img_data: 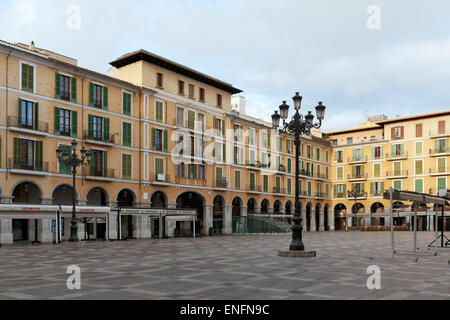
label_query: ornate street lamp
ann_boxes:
[347,189,367,230]
[56,140,91,242]
[272,92,326,251]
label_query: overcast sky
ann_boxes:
[1,0,450,131]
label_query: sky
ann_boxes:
[1,0,450,131]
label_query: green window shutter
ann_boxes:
[103,86,108,110]
[352,149,355,161]
[235,171,241,190]
[103,118,110,142]
[22,64,27,91]
[89,83,94,107]
[381,182,385,194]
[163,130,168,153]
[88,115,93,138]
[122,154,126,179]
[415,180,423,193]
[14,138,20,169]
[438,158,445,172]
[90,151,95,176]
[188,110,195,129]
[370,182,374,196]
[326,151,329,163]
[308,181,312,196]
[223,143,226,162]
[35,141,43,171]
[311,164,314,177]
[71,111,77,137]
[435,140,439,153]
[334,151,337,163]
[123,93,130,115]
[438,178,446,191]
[287,179,291,195]
[33,103,39,130]
[54,107,60,135]
[222,120,225,137]
[334,185,337,198]
[250,172,255,189]
[372,147,375,160]
[343,184,347,197]
[152,128,156,150]
[122,122,129,146]
[276,176,281,190]
[18,99,22,127]
[103,151,108,177]
[234,146,238,164]
[394,181,401,190]
[71,77,77,103]
[352,166,356,178]
[287,158,292,173]
[263,175,268,192]
[28,65,34,92]
[446,139,449,152]
[250,150,255,164]
[55,73,61,99]
[391,144,395,156]
[380,146,383,158]
[400,144,404,156]
[276,156,280,170]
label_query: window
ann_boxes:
[60,75,71,101]
[262,131,269,148]
[347,137,353,145]
[19,139,35,170]
[336,184,346,198]
[92,116,103,140]
[216,167,223,187]
[199,88,205,102]
[415,160,423,175]
[154,129,163,151]
[198,165,206,180]
[332,139,338,146]
[372,182,384,196]
[394,144,403,156]
[58,144,71,174]
[123,92,132,116]
[155,158,164,176]
[275,176,281,193]
[308,181,312,197]
[415,141,423,156]
[217,94,222,107]
[157,73,163,88]
[249,172,256,191]
[393,161,401,176]
[287,140,292,154]
[20,99,35,129]
[249,128,256,146]
[263,175,269,193]
[437,158,446,173]
[316,148,321,161]
[178,80,184,95]
[187,110,195,130]
[93,84,103,108]
[437,177,447,191]
[374,163,381,178]
[249,150,256,165]
[287,158,292,173]
[177,162,185,178]
[336,151,344,163]
[197,114,204,132]
[188,164,197,179]
[416,124,422,138]
[214,118,223,136]
[436,139,447,154]
[353,165,363,179]
[415,179,424,193]
[235,171,241,190]
[353,183,364,194]
[59,109,71,136]
[439,120,446,135]
[373,146,381,159]
[307,145,312,159]
[189,84,195,98]
[353,148,362,161]
[337,167,344,180]
[177,107,184,126]
[91,150,104,177]
[21,63,34,92]
[155,101,164,123]
[122,122,132,147]
[287,178,292,195]
[393,126,403,140]
[122,154,132,180]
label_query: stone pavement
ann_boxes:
[0,232,449,300]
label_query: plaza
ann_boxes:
[0,232,449,300]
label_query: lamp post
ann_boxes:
[272,93,326,251]
[56,140,91,242]
[347,189,367,230]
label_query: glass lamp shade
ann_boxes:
[71,140,78,152]
[56,147,62,160]
[272,111,281,128]
[80,146,87,159]
[293,92,303,111]
[62,152,70,162]
[279,101,290,121]
[305,111,314,125]
[86,152,92,163]
[315,102,326,121]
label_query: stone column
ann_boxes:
[319,209,325,232]
[255,207,261,214]
[0,196,13,204]
[240,207,247,217]
[279,208,286,215]
[204,205,213,236]
[429,215,434,232]
[168,203,177,209]
[310,210,316,232]
[77,222,85,241]
[222,206,232,235]
[108,211,118,240]
[0,219,13,244]
[365,213,371,226]
[78,199,87,206]
[107,201,118,210]
[301,210,306,230]
[40,219,53,243]
[330,211,335,232]
[41,198,53,205]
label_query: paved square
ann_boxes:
[0,232,449,300]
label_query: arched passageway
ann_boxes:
[324,205,330,231]
[334,204,347,231]
[247,198,257,215]
[12,182,42,242]
[176,192,205,236]
[306,203,312,232]
[213,195,225,235]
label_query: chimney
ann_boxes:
[30,41,35,51]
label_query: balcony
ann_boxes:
[315,192,327,199]
[7,158,49,174]
[386,151,408,161]
[150,173,171,183]
[246,185,262,193]
[174,118,205,132]
[348,155,368,164]
[84,168,116,181]
[429,130,450,139]
[429,147,450,157]
[386,169,408,179]
[428,168,449,176]
[278,165,287,173]
[299,169,313,178]
[273,187,286,194]
[215,178,228,189]
[7,116,49,135]
[316,173,327,181]
[348,173,368,181]
[83,130,117,145]
[175,175,207,186]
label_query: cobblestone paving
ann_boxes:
[0,232,449,300]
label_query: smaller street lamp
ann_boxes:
[56,140,91,242]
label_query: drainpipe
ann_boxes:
[81,74,86,186]
[5,50,11,180]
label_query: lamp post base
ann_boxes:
[278,250,316,258]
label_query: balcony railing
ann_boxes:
[83,130,117,144]
[428,168,448,175]
[386,169,408,178]
[317,174,327,180]
[84,168,116,179]
[299,169,312,177]
[273,187,286,194]
[348,173,368,180]
[386,151,408,160]
[215,178,228,189]
[7,116,49,133]
[246,185,262,192]
[315,192,327,198]
[8,158,49,172]
[348,155,368,163]
[150,173,171,183]
[429,147,450,155]
[278,165,287,173]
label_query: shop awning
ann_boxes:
[0,204,110,219]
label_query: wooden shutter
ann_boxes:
[102,118,109,142]
[163,130,168,153]
[34,103,39,130]
[235,171,240,190]
[71,111,77,138]
[439,121,445,135]
[343,184,347,197]
[400,126,404,139]
[55,73,61,99]
[103,151,108,177]
[391,128,395,140]
[68,77,76,103]
[152,128,156,150]
[223,143,226,162]
[416,123,422,138]
[89,83,94,107]
[103,86,108,110]
[88,115,93,138]
[287,158,292,173]
[370,182,374,196]
[35,141,43,171]
[14,138,20,169]
[263,175,268,192]
[54,107,60,135]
